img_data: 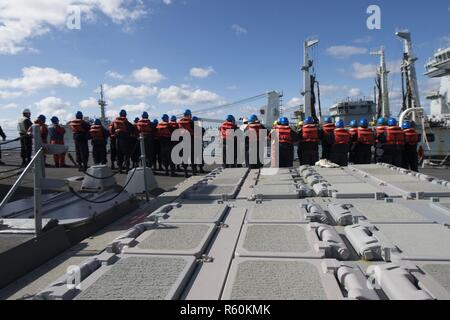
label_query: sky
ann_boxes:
[0,0,449,135]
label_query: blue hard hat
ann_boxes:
[323,116,332,124]
[120,109,127,117]
[192,116,199,122]
[388,118,397,127]
[153,119,159,125]
[336,120,345,128]
[402,120,412,130]
[304,116,315,125]
[359,119,369,128]
[51,116,59,124]
[278,117,289,126]
[94,119,102,125]
[377,117,387,126]
[76,111,83,119]
[142,112,149,119]
[184,109,192,117]
[226,115,235,122]
[162,114,169,122]
[248,114,258,123]
[134,117,140,123]
[38,115,46,122]
[171,116,177,122]
[349,120,358,128]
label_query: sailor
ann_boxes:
[380,118,405,167]
[353,119,375,165]
[169,116,182,172]
[178,110,196,177]
[136,112,154,167]
[348,120,358,164]
[69,111,91,172]
[89,119,109,165]
[33,115,49,144]
[220,115,238,168]
[157,114,176,176]
[402,120,419,172]
[296,121,304,162]
[321,117,335,160]
[110,110,135,174]
[330,120,351,167]
[192,116,206,173]
[244,114,266,168]
[375,117,388,163]
[298,116,321,166]
[109,123,117,170]
[152,119,161,171]
[240,117,249,132]
[131,117,141,168]
[0,125,6,165]
[270,117,298,168]
[48,116,66,168]
[18,109,33,166]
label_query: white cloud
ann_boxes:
[326,46,368,59]
[105,70,125,80]
[350,60,402,80]
[190,66,215,79]
[0,103,18,110]
[232,24,247,36]
[353,36,372,44]
[121,102,154,113]
[35,96,72,122]
[131,67,165,84]
[104,84,158,100]
[0,66,81,92]
[0,90,23,100]
[348,88,362,97]
[0,0,147,55]
[79,97,98,109]
[158,85,221,106]
[163,0,172,5]
[287,97,302,108]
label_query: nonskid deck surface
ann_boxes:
[7,165,450,300]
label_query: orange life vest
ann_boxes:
[220,121,236,140]
[302,125,319,143]
[404,128,419,146]
[70,119,87,134]
[274,125,293,144]
[112,117,129,135]
[357,128,375,145]
[32,120,48,142]
[334,128,350,145]
[169,121,179,130]
[246,123,263,142]
[386,126,405,145]
[157,122,172,138]
[90,125,106,141]
[322,123,335,138]
[178,117,194,135]
[136,119,152,135]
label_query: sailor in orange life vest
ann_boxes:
[269,117,298,168]
[321,117,335,161]
[178,109,196,177]
[110,110,136,174]
[348,120,358,164]
[298,116,322,166]
[220,115,239,168]
[378,117,405,168]
[89,119,110,165]
[170,116,182,172]
[32,115,49,144]
[136,112,155,168]
[402,120,419,172]
[69,111,91,172]
[48,116,66,168]
[244,114,267,169]
[375,117,388,163]
[108,123,117,170]
[329,120,351,167]
[131,117,142,169]
[157,114,177,177]
[353,119,375,165]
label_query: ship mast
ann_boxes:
[371,47,390,118]
[396,30,422,122]
[302,38,319,118]
[98,84,107,125]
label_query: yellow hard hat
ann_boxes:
[298,121,304,127]
[273,120,278,126]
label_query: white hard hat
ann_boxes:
[22,108,31,114]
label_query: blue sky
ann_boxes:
[0,0,449,134]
